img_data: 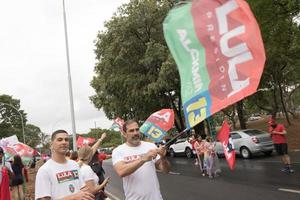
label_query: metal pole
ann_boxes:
[62,0,77,151]
[0,102,25,144]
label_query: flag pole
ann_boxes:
[165,128,189,148]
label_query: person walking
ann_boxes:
[269,119,294,173]
[112,120,171,200]
[10,155,28,200]
[35,130,94,200]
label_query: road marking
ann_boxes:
[156,170,180,175]
[257,160,300,164]
[106,190,122,200]
[278,188,300,194]
[169,171,181,175]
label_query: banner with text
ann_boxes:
[163,0,265,128]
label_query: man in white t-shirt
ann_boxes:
[35,130,94,200]
[112,120,171,200]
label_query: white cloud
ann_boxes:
[0,0,129,135]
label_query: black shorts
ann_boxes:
[10,177,23,186]
[274,143,288,155]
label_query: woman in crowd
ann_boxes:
[10,155,28,200]
[78,146,109,200]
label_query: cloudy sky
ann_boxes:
[0,0,129,135]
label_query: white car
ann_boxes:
[168,138,194,158]
[248,114,262,121]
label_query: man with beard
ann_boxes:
[112,120,171,200]
[35,130,94,200]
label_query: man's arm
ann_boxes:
[272,130,287,135]
[113,149,157,177]
[155,146,171,173]
[37,190,94,200]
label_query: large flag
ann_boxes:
[13,143,34,166]
[77,136,95,148]
[217,120,235,170]
[163,0,265,128]
[0,136,34,166]
[140,109,174,142]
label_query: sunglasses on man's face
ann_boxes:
[127,128,140,133]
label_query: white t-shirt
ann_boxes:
[35,159,84,200]
[80,163,99,185]
[112,141,163,200]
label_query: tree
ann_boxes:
[0,94,27,140]
[247,0,300,123]
[25,124,42,148]
[91,0,185,131]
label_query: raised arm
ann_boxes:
[91,132,107,155]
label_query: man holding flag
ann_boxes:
[112,120,171,200]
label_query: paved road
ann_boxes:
[103,151,300,200]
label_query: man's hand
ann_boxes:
[142,149,158,162]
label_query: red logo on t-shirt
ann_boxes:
[56,170,79,183]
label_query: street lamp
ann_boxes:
[0,102,25,144]
[62,0,77,151]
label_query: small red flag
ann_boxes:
[217,120,235,170]
[77,136,95,148]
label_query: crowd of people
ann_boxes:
[0,117,295,200]
[34,119,170,200]
[189,132,221,178]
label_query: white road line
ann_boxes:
[169,171,181,175]
[106,190,122,200]
[257,161,300,164]
[278,188,300,194]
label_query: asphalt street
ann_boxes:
[103,151,300,200]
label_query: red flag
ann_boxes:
[77,136,95,148]
[0,168,11,200]
[217,120,235,170]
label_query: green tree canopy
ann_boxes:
[0,94,27,140]
[91,0,185,130]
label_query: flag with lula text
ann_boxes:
[77,136,95,148]
[140,109,174,142]
[163,0,265,129]
[217,120,235,170]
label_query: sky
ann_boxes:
[0,0,129,135]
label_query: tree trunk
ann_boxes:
[166,92,185,131]
[278,79,291,125]
[194,121,206,139]
[236,100,247,129]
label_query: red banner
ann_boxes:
[217,120,235,170]
[77,136,95,148]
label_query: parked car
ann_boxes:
[215,129,274,159]
[168,138,194,158]
[248,114,262,121]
